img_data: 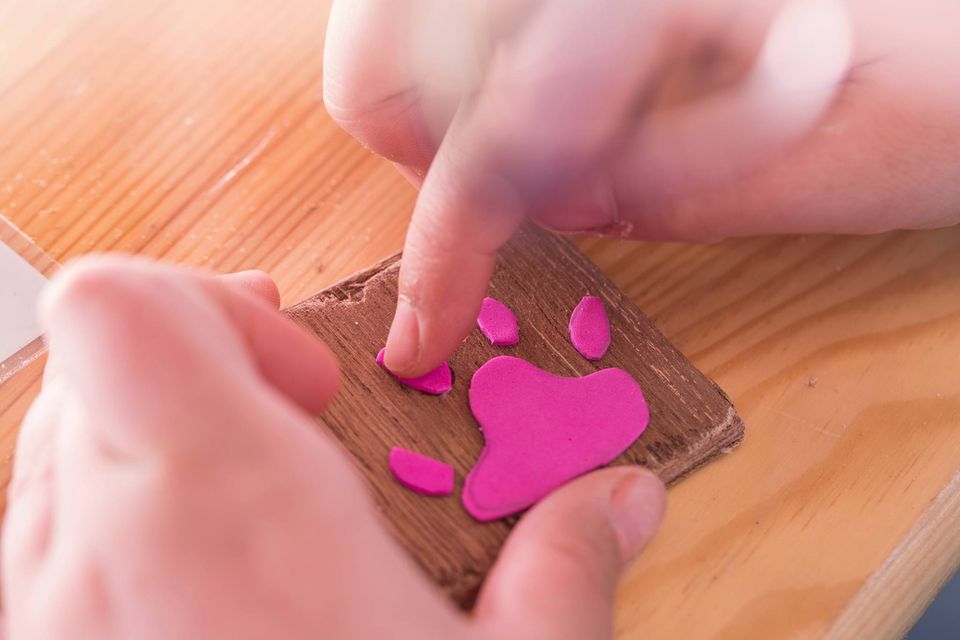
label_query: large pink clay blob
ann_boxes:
[477,296,520,346]
[568,296,611,360]
[388,447,455,496]
[463,356,648,521]
[376,348,452,395]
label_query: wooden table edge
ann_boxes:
[826,470,960,639]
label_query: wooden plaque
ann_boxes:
[284,225,744,606]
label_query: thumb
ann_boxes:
[476,467,665,640]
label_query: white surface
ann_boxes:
[0,240,46,363]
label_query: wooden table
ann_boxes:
[1,2,958,638]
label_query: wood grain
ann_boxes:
[826,470,960,640]
[285,224,743,605]
[0,1,957,637]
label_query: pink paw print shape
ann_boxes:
[379,296,649,522]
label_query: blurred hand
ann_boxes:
[324,0,960,376]
[3,256,665,639]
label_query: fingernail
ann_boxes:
[610,470,666,560]
[384,298,421,374]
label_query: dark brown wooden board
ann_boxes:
[284,225,744,606]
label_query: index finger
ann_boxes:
[383,0,671,375]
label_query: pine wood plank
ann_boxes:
[0,1,957,637]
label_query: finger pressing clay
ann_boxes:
[476,296,520,346]
[389,447,455,496]
[569,296,611,360]
[376,348,452,394]
[463,356,648,521]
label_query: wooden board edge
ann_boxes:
[825,470,960,640]
[660,405,745,486]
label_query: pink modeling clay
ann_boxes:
[476,296,520,346]
[376,348,452,395]
[568,296,611,360]
[389,447,455,496]
[463,356,648,521]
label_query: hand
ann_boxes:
[2,256,665,639]
[323,0,960,376]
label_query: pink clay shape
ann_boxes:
[568,296,611,360]
[376,348,452,395]
[476,297,520,346]
[389,447,455,496]
[463,356,648,521]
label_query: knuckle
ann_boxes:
[51,255,128,300]
[43,256,190,326]
[45,255,149,316]
[537,530,619,593]
[41,256,130,318]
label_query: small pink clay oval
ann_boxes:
[388,447,455,496]
[477,296,520,346]
[568,296,610,360]
[376,348,452,395]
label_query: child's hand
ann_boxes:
[323,0,960,376]
[2,256,665,639]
